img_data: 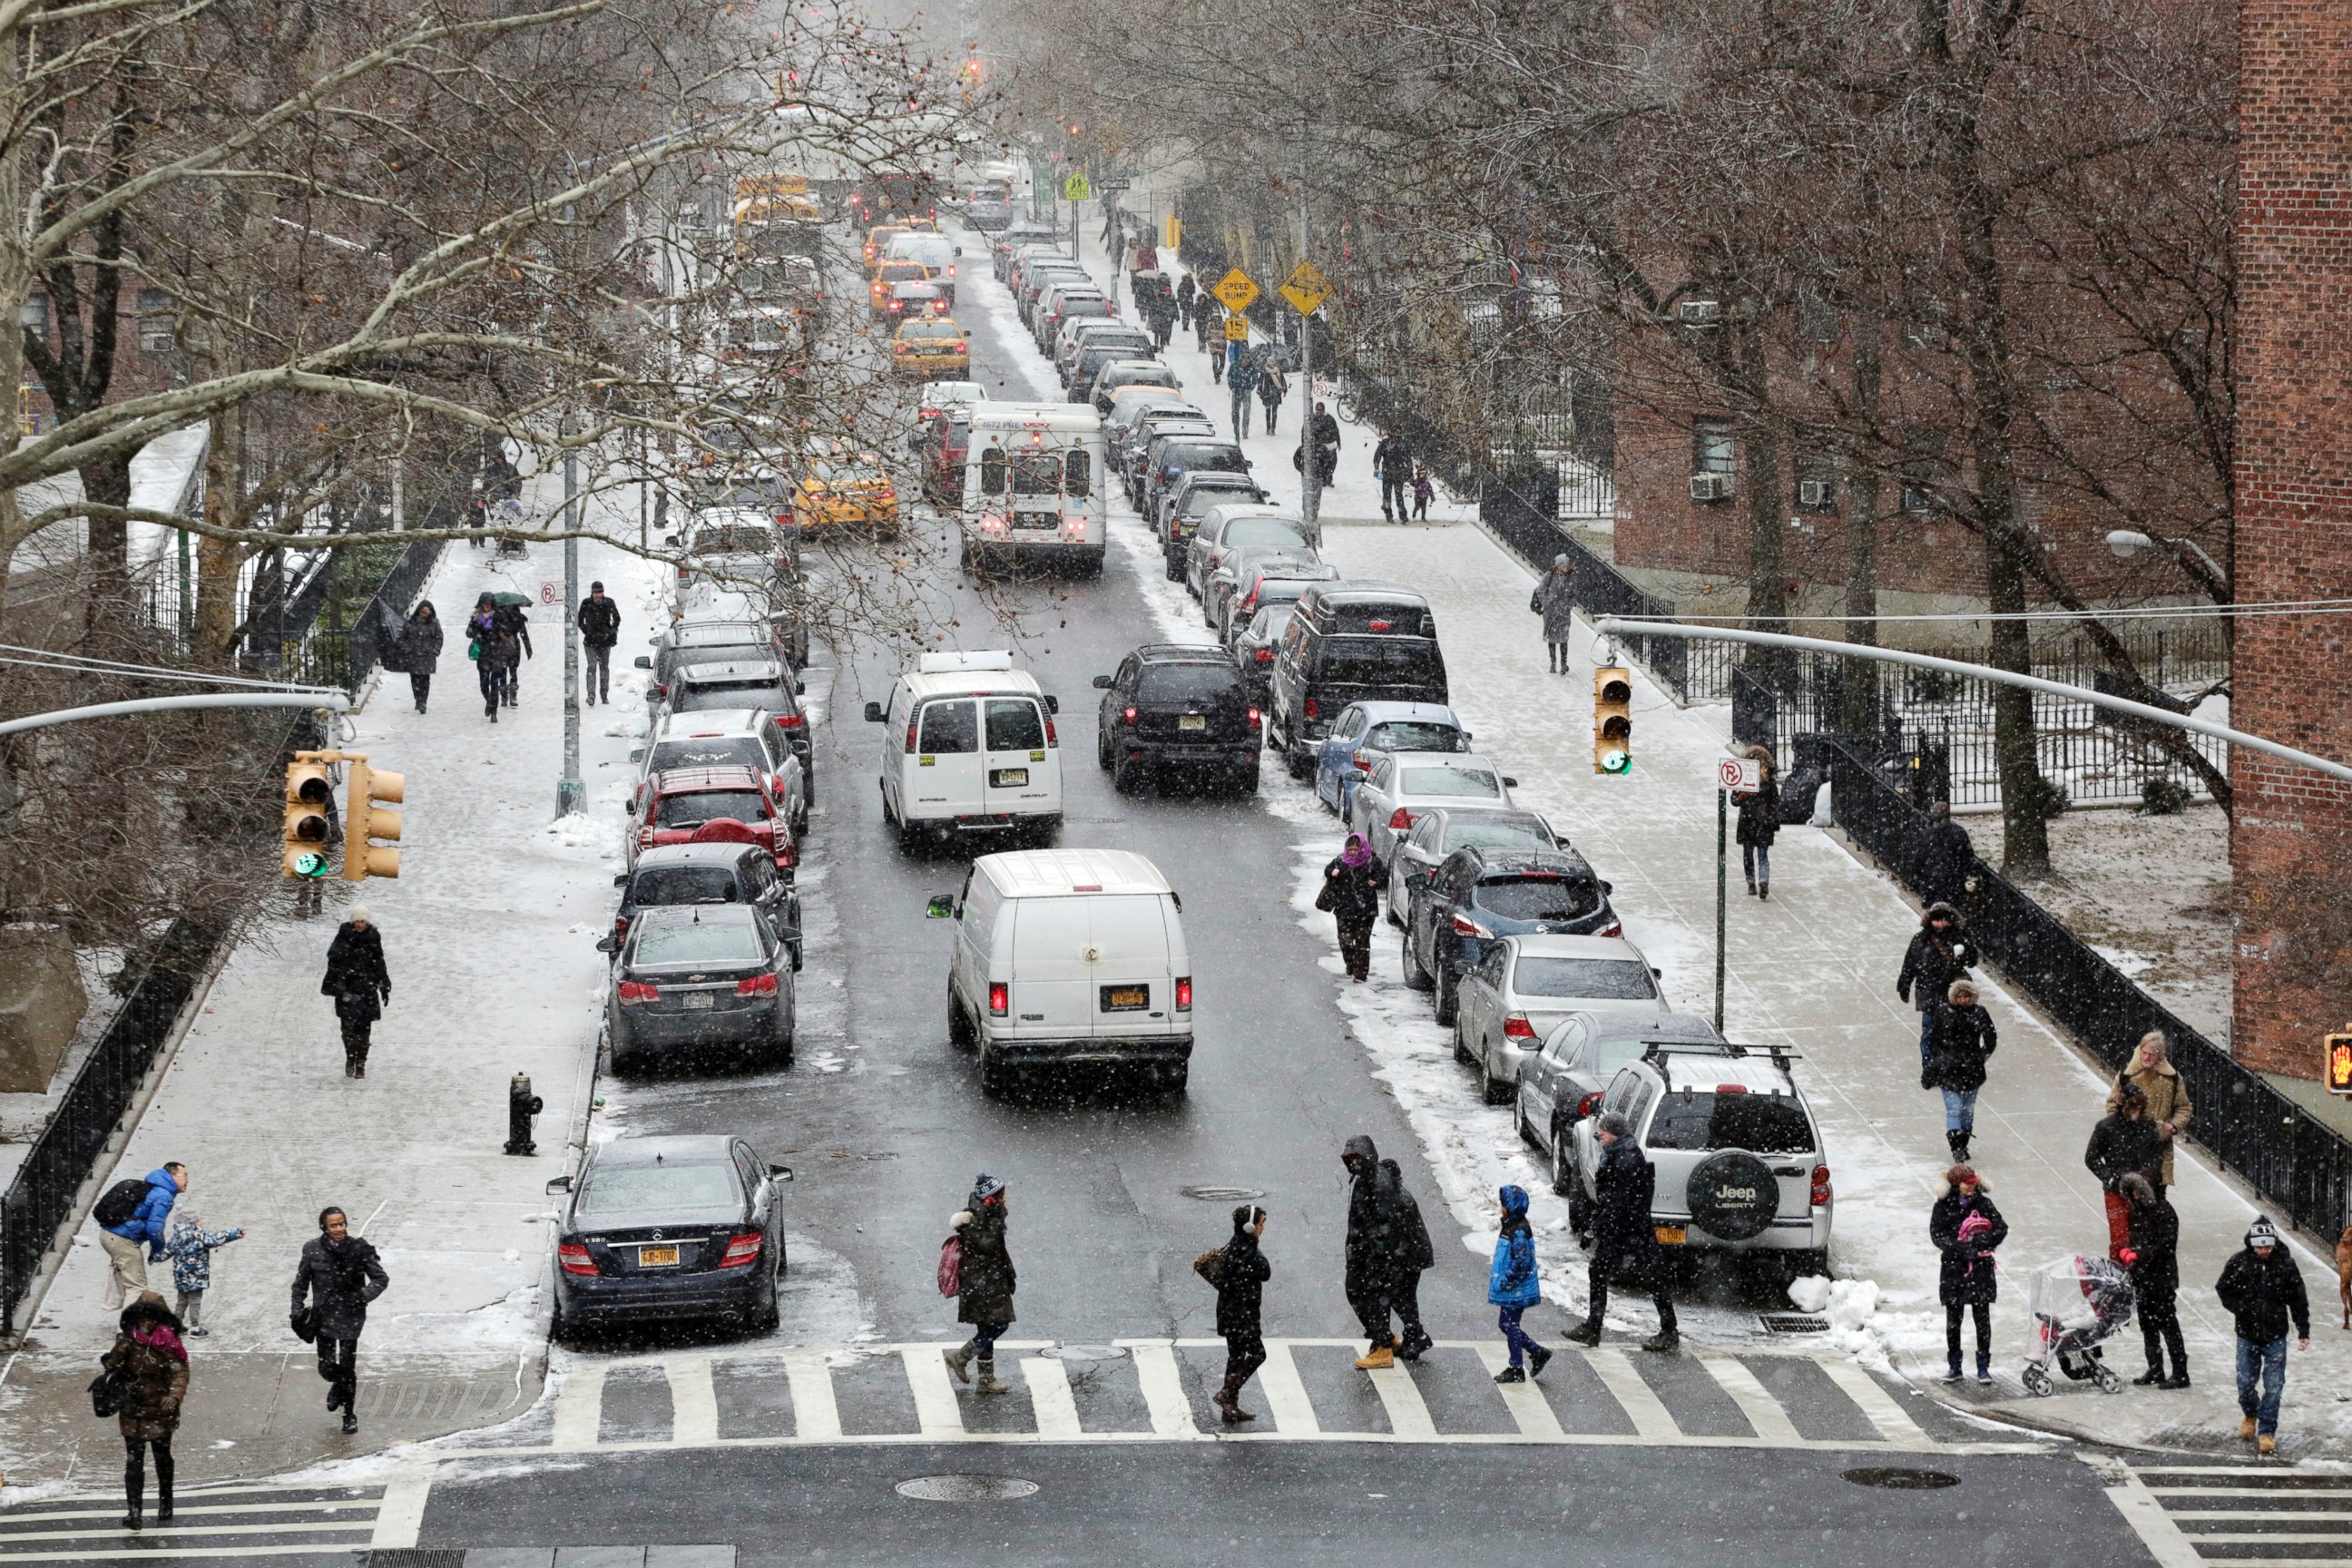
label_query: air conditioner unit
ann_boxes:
[1690,472,1736,503]
[1797,478,1835,509]
[1677,299,1723,326]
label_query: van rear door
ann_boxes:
[981,697,1055,815]
[1086,895,1177,1037]
[909,698,983,821]
[1008,897,1093,1035]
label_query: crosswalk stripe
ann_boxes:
[369,1464,433,1551]
[1020,1356,1083,1437]
[1470,1345,1563,1438]
[783,1349,842,1440]
[1255,1341,1321,1435]
[1367,1365,1436,1438]
[1697,1350,1802,1445]
[0,1522,374,1544]
[1582,1346,1680,1440]
[900,1345,965,1436]
[552,1361,606,1449]
[1122,1339,1199,1436]
[1817,1357,1931,1446]
[0,1503,375,1524]
[0,1547,367,1563]
[664,1356,719,1447]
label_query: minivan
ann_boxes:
[865,651,1063,848]
[928,847,1193,1093]
[1269,583,1448,774]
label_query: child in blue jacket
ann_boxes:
[164,1210,244,1336]
[1489,1184,1552,1382]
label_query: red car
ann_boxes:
[916,408,970,502]
[630,765,797,874]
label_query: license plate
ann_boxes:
[1102,985,1148,1011]
[681,993,714,1011]
[990,768,1028,788]
[638,1245,680,1268]
[1654,1225,1686,1246]
[1013,512,1056,530]
[1179,714,1206,730]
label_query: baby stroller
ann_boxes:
[2021,1254,2136,1396]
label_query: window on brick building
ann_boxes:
[1900,430,1946,514]
[137,289,174,355]
[1691,417,1735,476]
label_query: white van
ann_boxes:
[864,651,1063,848]
[928,848,1193,1093]
[959,404,1107,576]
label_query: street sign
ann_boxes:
[1212,268,1259,312]
[1032,170,1054,207]
[1095,178,1130,192]
[2328,1028,2352,1096]
[1062,172,1092,201]
[540,581,559,604]
[1719,756,1760,795]
[1224,316,1250,341]
[1279,260,1333,315]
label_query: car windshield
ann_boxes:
[648,738,765,774]
[1368,721,1463,753]
[631,918,765,966]
[1478,876,1599,922]
[653,789,769,828]
[1448,817,1553,852]
[629,867,743,905]
[576,1161,740,1216]
[1512,955,1652,999]
[1403,767,1501,799]
[812,462,885,485]
[1224,518,1308,549]
[1250,609,1293,639]
[1647,1091,1815,1154]
[691,524,775,554]
[1170,446,1248,474]
[1252,580,1317,609]
[1317,637,1442,686]
[902,321,961,340]
[1137,663,1237,701]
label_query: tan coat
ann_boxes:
[103,1331,188,1441]
[2107,1060,2193,1185]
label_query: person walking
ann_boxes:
[290,1207,388,1435]
[1151,287,1178,351]
[1531,554,1575,674]
[1228,347,1260,439]
[1563,1113,1679,1352]
[1304,401,1341,487]
[1341,1135,1403,1367]
[2217,1216,2310,1455]
[466,594,504,720]
[1256,355,1288,436]
[401,602,443,714]
[1198,300,1224,376]
[1487,1184,1552,1383]
[321,907,391,1079]
[1926,978,1997,1163]
[1319,833,1383,983]
[1928,1163,2007,1383]
[467,592,532,717]
[2085,1084,2164,1259]
[576,582,621,707]
[1412,466,1434,522]
[1916,801,1976,911]
[1385,1153,1436,1361]
[1372,430,1415,522]
[1210,1205,1271,1425]
[943,1174,1016,1396]
[97,1164,185,1311]
[103,1292,188,1531]
[2118,1172,2187,1388]
[1896,903,1977,1072]
[2107,1031,2193,1189]
[1735,745,1781,898]
[1175,271,1197,330]
[163,1210,243,1338]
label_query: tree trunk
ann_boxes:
[1735,321,1790,690]
[1839,305,1884,735]
[78,451,136,650]
[193,410,241,662]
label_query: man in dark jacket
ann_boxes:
[1372,431,1414,522]
[1212,1205,1271,1425]
[1916,802,1975,910]
[1564,1115,1678,1353]
[1302,403,1341,487]
[576,582,621,706]
[1228,348,1260,439]
[2117,1173,2186,1387]
[401,603,443,714]
[1383,1156,1436,1361]
[1175,271,1197,330]
[320,908,390,1079]
[1896,903,1976,1070]
[2215,1216,2310,1454]
[2085,1085,2163,1259]
[291,1207,389,1434]
[1341,1135,1403,1367]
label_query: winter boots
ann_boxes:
[1642,1329,1680,1355]
[2259,1434,2278,1456]
[2240,1415,2259,1441]
[973,1360,1009,1396]
[1353,1338,1396,1370]
[1494,1347,1553,1384]
[1213,1375,1257,1425]
[943,1341,975,1384]
[1945,1129,1972,1163]
[1561,1321,1602,1348]
[1397,1328,1434,1363]
[1941,1357,1965,1383]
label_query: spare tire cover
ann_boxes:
[1686,1150,1779,1240]
[688,817,760,846]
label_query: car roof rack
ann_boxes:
[1640,1039,1802,1069]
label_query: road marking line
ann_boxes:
[1020,1357,1083,1437]
[2104,1471,2211,1568]
[1816,1358,1931,1447]
[368,1461,433,1549]
[2165,1512,2352,1521]
[900,1345,966,1436]
[0,1503,378,1523]
[1470,1345,1563,1438]
[1255,1341,1320,1435]
[0,1521,377,1544]
[1118,1338,1200,1437]
[0,1548,372,1563]
[664,1356,719,1446]
[1581,1347,1679,1440]
[783,1350,841,1440]
[2180,1535,2352,1545]
[2143,1488,2352,1497]
[550,1361,606,1449]
[1695,1349,1801,1445]
[1366,1365,1436,1438]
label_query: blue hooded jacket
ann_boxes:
[1487,1184,1540,1308]
[105,1168,181,1258]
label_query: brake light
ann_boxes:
[1504,1014,1535,1039]
[774,839,796,869]
[612,915,629,944]
[1595,920,1622,938]
[559,1242,598,1276]
[720,1231,763,1268]
[1176,976,1192,1009]
[1715,1083,1749,1093]
[737,974,780,996]
[905,720,918,753]
[772,712,805,730]
[877,489,897,502]
[893,341,911,353]
[1254,648,1274,663]
[1811,1164,1833,1206]
[1248,707,1261,728]
[636,827,655,848]
[617,980,659,1004]
[1576,1092,1604,1119]
[1451,912,1492,939]
[1354,751,1372,769]
[1044,716,1058,747]
[1122,705,1138,725]
[1305,698,1319,720]
[987,981,1009,1016]
[1388,808,1413,830]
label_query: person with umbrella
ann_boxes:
[467,592,533,720]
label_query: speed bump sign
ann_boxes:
[1212,268,1259,312]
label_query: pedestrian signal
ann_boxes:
[2328,1029,2352,1097]
[344,760,404,880]
[283,759,333,877]
[1593,667,1633,775]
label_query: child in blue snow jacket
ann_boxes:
[164,1211,244,1337]
[1488,1185,1551,1382]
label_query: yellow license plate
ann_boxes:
[638,1245,680,1268]
[1179,715,1206,730]
[1104,986,1147,1009]
[1654,1226,1686,1246]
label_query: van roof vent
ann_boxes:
[920,651,1014,673]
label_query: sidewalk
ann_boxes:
[0,482,666,1494]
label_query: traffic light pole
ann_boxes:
[557,432,585,818]
[0,690,348,738]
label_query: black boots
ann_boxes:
[1945,1129,1972,1163]
[1213,1374,1257,1425]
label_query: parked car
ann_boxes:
[603,904,797,1073]
[992,226,1058,279]
[1093,644,1261,793]
[602,842,801,972]
[1033,284,1112,349]
[1056,319,1152,384]
[1203,547,1322,642]
[1186,508,1318,600]
[1124,413,1220,505]
[1105,392,1197,469]
[1401,845,1619,1025]
[668,672,811,813]
[1311,701,1473,818]
[632,705,808,836]
[1220,564,1339,651]
[1068,333,1161,404]
[1346,750,1516,869]
[1452,934,1667,1104]
[547,1133,793,1336]
[629,763,796,874]
[1386,806,1565,921]
[1233,605,1293,707]
[1567,1041,1833,1279]
[640,619,795,701]
[1161,475,1275,579]
[1093,360,1181,415]
[1517,1012,1728,1194]
[1142,436,1250,532]
[1269,583,1448,774]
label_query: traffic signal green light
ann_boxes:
[1594,667,1633,774]
[284,759,333,877]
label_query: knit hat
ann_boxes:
[1596,1112,1632,1141]
[348,905,375,926]
[591,581,605,593]
[2246,1215,2279,1249]
[969,1172,1004,1206]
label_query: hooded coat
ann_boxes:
[403,603,445,668]
[1534,566,1577,643]
[1927,1003,1998,1092]
[1384,1157,1436,1272]
[290,1232,389,1340]
[1488,1186,1539,1308]
[1735,771,1782,848]
[953,1201,1016,1326]
[469,603,532,671]
[1215,1216,1271,1337]
[2084,1112,2164,1191]
[2124,1191,2180,1303]
[1321,851,1382,923]
[103,1296,189,1441]
[1896,907,1977,1014]
[103,1168,181,1254]
[1342,1135,1403,1295]
[1588,1135,1664,1278]
[1928,1178,2008,1307]
[2106,1059,2193,1185]
[321,921,391,1024]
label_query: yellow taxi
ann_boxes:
[862,224,911,269]
[792,456,901,539]
[868,260,931,318]
[892,318,969,378]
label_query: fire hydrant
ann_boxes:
[505,1073,544,1156]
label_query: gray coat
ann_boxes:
[1534,569,1576,642]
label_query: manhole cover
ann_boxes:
[1181,1185,1267,1201]
[1759,1313,1829,1334]
[1042,1343,1128,1362]
[897,1475,1041,1503]
[1841,1467,1960,1490]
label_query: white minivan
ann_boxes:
[864,651,1063,848]
[928,848,1193,1093]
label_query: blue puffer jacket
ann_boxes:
[105,1168,181,1259]
[1487,1185,1540,1308]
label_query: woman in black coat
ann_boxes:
[1896,903,1976,1071]
[1926,977,1997,1162]
[1212,1205,1272,1425]
[1735,746,1781,899]
[290,1207,389,1434]
[1928,1165,2007,1383]
[1321,833,1384,983]
[2119,1172,2186,1387]
[945,1174,1016,1396]
[401,602,444,715]
[321,909,391,1078]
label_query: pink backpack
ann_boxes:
[936,1234,963,1298]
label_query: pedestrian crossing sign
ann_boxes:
[2328,1027,2352,1095]
[1212,268,1260,312]
[1280,260,1332,315]
[1062,172,1091,201]
[1224,316,1250,341]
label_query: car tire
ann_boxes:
[947,982,975,1049]
[1451,1015,1471,1063]
[1481,1053,1510,1106]
[750,1278,780,1335]
[1434,964,1459,1026]
[1155,1063,1189,1093]
[1548,1131,1576,1194]
[1285,733,1312,780]
[549,1296,571,1347]
[1097,730,1112,770]
[978,1050,1010,1095]
[1112,755,1142,796]
[1163,554,1181,583]
[1400,923,1434,992]
[789,941,804,974]
[1514,1095,1536,1147]
[1233,764,1259,795]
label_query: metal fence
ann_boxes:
[277,537,448,691]
[1822,736,2350,1247]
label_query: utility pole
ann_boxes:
[557,421,584,817]
[1298,119,1320,534]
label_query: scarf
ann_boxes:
[133,1321,188,1364]
[1340,836,1371,868]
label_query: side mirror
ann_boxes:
[926,892,956,919]
[544,1175,573,1195]
[1651,966,1663,978]
[1044,695,1059,714]
[628,749,646,763]
[1091,674,1112,689]
[612,872,629,887]
[633,655,653,670]
[795,677,808,694]
[1601,880,1615,897]
[662,534,681,548]
[864,701,886,722]
[769,1164,795,1181]
[593,935,615,954]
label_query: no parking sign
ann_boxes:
[1719,756,1760,795]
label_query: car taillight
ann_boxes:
[1503,1014,1535,1039]
[654,683,668,697]
[1354,751,1372,769]
[987,981,1009,1016]
[736,974,780,996]
[1304,698,1319,719]
[1122,705,1138,725]
[1811,1164,1833,1206]
[1248,707,1261,728]
[772,712,805,730]
[720,1231,763,1268]
[1388,808,1413,830]
[877,489,897,502]
[612,915,629,944]
[905,720,918,753]
[1044,717,1058,747]
[1451,912,1492,939]
[1595,920,1622,938]
[617,980,659,1004]
[893,341,911,352]
[1176,975,1192,1009]
[774,839,796,869]
[559,1242,598,1276]
[1253,648,1274,663]
[636,827,655,848]
[1576,1092,1604,1119]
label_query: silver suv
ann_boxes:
[1567,1041,1831,1279]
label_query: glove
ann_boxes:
[2118,1249,2139,1266]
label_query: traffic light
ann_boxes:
[283,759,333,878]
[1593,666,1633,774]
[343,759,405,880]
[2328,1029,2352,1097]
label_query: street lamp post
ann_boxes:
[557,422,584,818]
[2104,528,2230,601]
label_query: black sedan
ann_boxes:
[1401,845,1620,1024]
[606,903,796,1074]
[1094,644,1262,793]
[547,1133,792,1337]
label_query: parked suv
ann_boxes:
[1402,845,1618,1024]
[1093,645,1261,793]
[1567,1041,1833,1279]
[1517,1012,1728,1195]
[1269,583,1448,774]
